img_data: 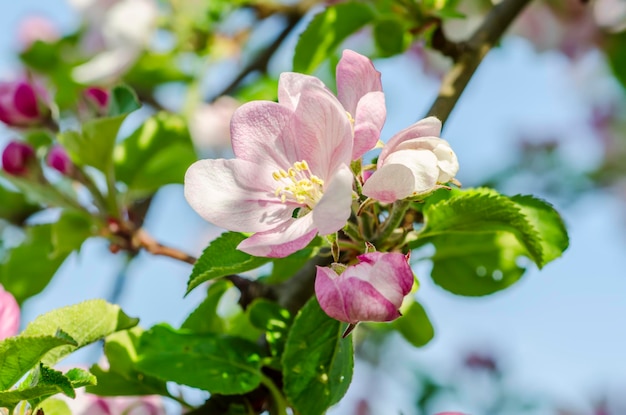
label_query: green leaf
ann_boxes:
[373,17,411,57]
[419,189,543,265]
[107,85,141,117]
[124,52,192,91]
[282,298,353,415]
[0,364,93,410]
[0,224,69,304]
[415,189,568,296]
[606,32,626,90]
[293,2,375,73]
[510,195,569,266]
[248,299,292,361]
[59,114,127,172]
[113,112,197,197]
[135,324,264,394]
[50,210,96,256]
[0,184,40,225]
[0,172,81,211]
[429,231,529,296]
[186,232,270,294]
[0,334,77,391]
[87,328,169,397]
[392,301,435,348]
[20,299,139,365]
[36,398,71,415]
[265,237,321,284]
[181,280,231,334]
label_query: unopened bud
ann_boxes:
[83,87,109,116]
[46,145,73,175]
[2,140,36,176]
[0,80,50,128]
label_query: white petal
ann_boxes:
[184,159,294,233]
[313,164,353,235]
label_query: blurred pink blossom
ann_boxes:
[65,390,165,415]
[189,96,240,155]
[0,79,50,128]
[71,0,159,84]
[17,16,60,49]
[0,284,20,339]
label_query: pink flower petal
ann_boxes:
[184,158,294,233]
[277,72,328,111]
[315,252,414,324]
[237,214,317,258]
[291,83,353,180]
[0,284,20,339]
[230,100,296,170]
[336,49,383,116]
[352,91,386,160]
[312,163,353,235]
[14,82,40,118]
[315,267,401,324]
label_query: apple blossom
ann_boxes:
[72,0,158,84]
[64,390,165,415]
[0,79,50,128]
[0,284,20,339]
[189,96,240,156]
[47,145,73,175]
[362,116,458,203]
[2,140,36,176]
[17,16,60,49]
[315,252,414,324]
[185,71,356,258]
[335,50,386,160]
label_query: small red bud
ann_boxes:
[2,140,36,176]
[46,145,73,175]
[0,80,50,128]
[83,87,109,115]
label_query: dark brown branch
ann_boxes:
[427,0,533,124]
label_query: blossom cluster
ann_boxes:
[184,50,459,325]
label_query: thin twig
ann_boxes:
[134,228,197,265]
[207,13,301,102]
[427,0,533,124]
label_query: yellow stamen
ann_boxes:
[272,160,325,209]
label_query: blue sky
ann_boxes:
[2,1,626,414]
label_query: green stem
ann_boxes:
[261,374,289,415]
[343,221,364,243]
[105,163,121,219]
[75,166,109,215]
[372,200,411,246]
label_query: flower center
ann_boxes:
[272,160,325,209]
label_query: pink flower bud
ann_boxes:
[0,80,50,128]
[46,145,73,175]
[2,140,36,176]
[0,284,20,339]
[315,252,414,324]
[83,87,110,115]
